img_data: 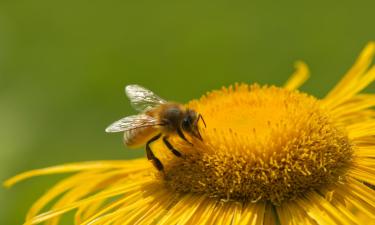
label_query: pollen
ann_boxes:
[160,84,353,204]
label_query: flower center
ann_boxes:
[158,84,353,204]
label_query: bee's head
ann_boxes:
[181,109,205,141]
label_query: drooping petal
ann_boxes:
[284,61,310,91]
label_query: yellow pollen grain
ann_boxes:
[156,84,353,204]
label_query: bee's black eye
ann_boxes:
[182,117,191,130]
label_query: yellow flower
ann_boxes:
[5,43,375,225]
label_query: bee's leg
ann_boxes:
[162,136,182,157]
[146,133,163,171]
[176,128,193,145]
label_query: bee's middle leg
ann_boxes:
[146,133,163,171]
[162,136,182,157]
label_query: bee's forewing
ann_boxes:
[105,114,159,133]
[125,84,167,112]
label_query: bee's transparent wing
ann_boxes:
[105,114,160,133]
[125,84,167,112]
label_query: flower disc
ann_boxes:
[162,84,353,204]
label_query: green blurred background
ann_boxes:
[0,0,374,224]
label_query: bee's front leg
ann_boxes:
[176,128,193,146]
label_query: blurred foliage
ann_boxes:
[0,0,374,224]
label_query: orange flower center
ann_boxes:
[155,84,353,204]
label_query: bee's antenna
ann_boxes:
[197,114,207,128]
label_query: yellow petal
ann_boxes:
[284,61,310,91]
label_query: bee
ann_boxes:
[105,84,206,171]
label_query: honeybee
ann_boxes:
[105,85,206,171]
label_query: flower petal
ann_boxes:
[284,61,310,91]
